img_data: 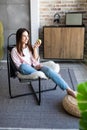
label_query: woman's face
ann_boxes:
[21,31,29,45]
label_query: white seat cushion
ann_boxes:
[17,60,60,80]
[17,71,48,80]
[41,60,60,73]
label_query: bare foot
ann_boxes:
[66,87,77,98]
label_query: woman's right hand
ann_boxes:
[33,39,42,49]
[33,39,42,60]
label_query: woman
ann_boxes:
[11,28,77,98]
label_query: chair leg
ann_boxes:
[30,79,57,105]
[7,59,13,98]
[8,77,12,98]
[8,76,57,105]
[8,76,41,105]
[30,77,41,105]
[38,77,41,105]
[8,77,33,98]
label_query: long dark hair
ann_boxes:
[16,28,33,56]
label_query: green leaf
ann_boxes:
[81,111,87,120]
[77,82,87,96]
[79,119,87,129]
[77,82,87,130]
[78,102,87,111]
[77,93,87,101]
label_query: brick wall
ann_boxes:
[39,0,87,60]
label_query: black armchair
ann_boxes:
[7,33,57,105]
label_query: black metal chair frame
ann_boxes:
[7,33,57,105]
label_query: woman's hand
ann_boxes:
[33,39,42,60]
[33,39,42,49]
[34,64,43,70]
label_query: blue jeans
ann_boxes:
[19,63,69,90]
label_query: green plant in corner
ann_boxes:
[77,82,87,130]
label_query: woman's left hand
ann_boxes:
[34,64,43,70]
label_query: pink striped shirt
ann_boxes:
[11,47,40,69]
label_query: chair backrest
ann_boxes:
[7,33,18,78]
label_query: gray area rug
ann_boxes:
[0,68,79,129]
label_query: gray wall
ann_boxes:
[30,0,39,45]
[0,0,30,60]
